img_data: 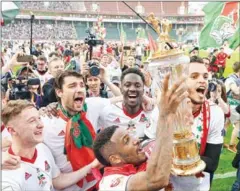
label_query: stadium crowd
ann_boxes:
[2,20,77,40]
[20,1,78,12]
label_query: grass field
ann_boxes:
[211,125,238,191]
[198,49,239,78]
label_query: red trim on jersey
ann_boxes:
[122,104,143,119]
[9,146,37,164]
[193,109,201,118]
[1,124,5,132]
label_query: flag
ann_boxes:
[1,2,20,26]
[229,27,240,50]
[148,32,157,52]
[199,2,239,50]
[120,23,127,44]
[136,27,146,42]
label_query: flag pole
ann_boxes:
[122,1,157,35]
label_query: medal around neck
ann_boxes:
[147,14,206,176]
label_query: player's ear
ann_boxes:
[109,154,122,165]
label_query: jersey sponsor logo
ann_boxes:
[45,160,50,172]
[139,114,147,122]
[38,173,47,187]
[127,120,136,135]
[146,119,151,128]
[58,130,65,136]
[113,117,121,123]
[110,177,122,187]
[25,172,32,180]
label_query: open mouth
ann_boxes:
[74,96,84,103]
[128,95,137,99]
[196,87,206,95]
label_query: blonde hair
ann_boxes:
[1,100,35,125]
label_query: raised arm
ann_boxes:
[127,75,188,191]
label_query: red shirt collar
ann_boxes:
[8,146,38,164]
[193,109,201,118]
[103,163,147,177]
[122,104,143,119]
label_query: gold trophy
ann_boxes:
[147,13,206,176]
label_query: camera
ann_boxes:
[84,29,104,47]
[88,61,100,76]
[8,77,40,100]
[208,80,217,92]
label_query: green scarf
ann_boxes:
[58,104,93,150]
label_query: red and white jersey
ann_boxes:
[99,102,159,138]
[99,174,131,191]
[42,97,110,191]
[2,143,60,191]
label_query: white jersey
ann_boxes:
[42,97,110,191]
[99,174,131,191]
[99,102,159,138]
[2,143,60,191]
[99,173,164,191]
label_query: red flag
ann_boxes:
[1,19,4,26]
[148,32,157,52]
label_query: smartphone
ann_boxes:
[17,55,33,63]
[123,46,131,51]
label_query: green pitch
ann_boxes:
[211,125,238,191]
[198,49,239,78]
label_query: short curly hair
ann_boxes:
[93,125,119,166]
[121,68,145,84]
[190,56,204,64]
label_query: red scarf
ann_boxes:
[58,109,96,189]
[193,101,210,155]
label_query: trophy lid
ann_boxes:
[146,13,183,60]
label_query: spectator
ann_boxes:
[217,47,229,78]
[225,61,240,153]
[32,44,43,57]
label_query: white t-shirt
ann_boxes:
[99,102,159,138]
[2,143,60,191]
[42,97,111,191]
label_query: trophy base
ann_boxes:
[171,160,206,176]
